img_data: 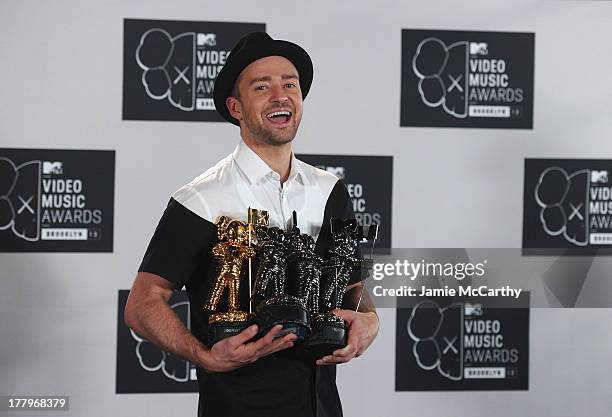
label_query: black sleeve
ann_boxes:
[315,180,365,285]
[139,198,217,289]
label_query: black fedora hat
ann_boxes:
[213,32,313,126]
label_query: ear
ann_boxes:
[226,96,243,122]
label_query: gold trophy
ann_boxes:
[204,209,269,345]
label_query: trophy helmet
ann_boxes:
[268,226,285,243]
[302,233,315,250]
[226,219,249,244]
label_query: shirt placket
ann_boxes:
[279,180,292,230]
[265,173,288,230]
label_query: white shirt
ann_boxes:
[173,140,339,240]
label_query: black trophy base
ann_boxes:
[256,296,311,342]
[207,318,254,347]
[294,313,347,362]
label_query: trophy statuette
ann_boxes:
[202,208,378,354]
[204,214,260,345]
[299,219,379,361]
[252,211,311,341]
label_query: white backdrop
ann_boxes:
[1,0,612,416]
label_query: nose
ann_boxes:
[269,83,288,105]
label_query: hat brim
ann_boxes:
[213,39,313,126]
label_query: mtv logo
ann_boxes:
[464,303,483,316]
[470,42,488,55]
[42,161,63,175]
[325,166,345,179]
[197,33,216,47]
[591,170,608,183]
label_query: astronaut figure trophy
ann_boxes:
[287,227,321,318]
[302,218,378,360]
[204,214,260,345]
[252,212,311,341]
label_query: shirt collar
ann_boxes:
[288,153,306,185]
[232,140,306,185]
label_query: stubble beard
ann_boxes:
[242,108,300,147]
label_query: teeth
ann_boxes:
[267,111,291,118]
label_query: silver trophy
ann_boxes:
[252,212,311,341]
[299,219,378,361]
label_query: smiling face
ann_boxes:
[226,56,303,147]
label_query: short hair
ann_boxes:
[230,73,242,100]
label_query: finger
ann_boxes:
[331,309,355,323]
[259,333,297,356]
[341,323,363,352]
[316,354,334,365]
[332,343,358,358]
[316,343,358,365]
[316,354,352,365]
[243,325,284,354]
[258,330,297,353]
[227,324,259,349]
[274,327,299,340]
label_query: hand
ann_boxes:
[316,309,379,366]
[201,324,296,372]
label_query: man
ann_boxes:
[124,32,378,417]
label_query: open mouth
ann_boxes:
[266,110,292,126]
